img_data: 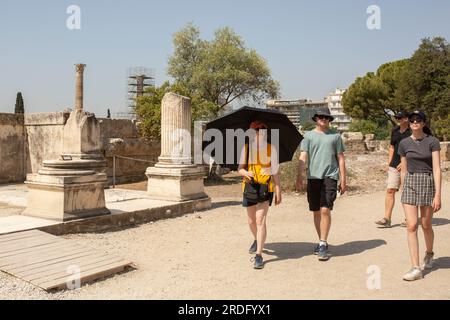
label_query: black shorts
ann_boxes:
[307,178,338,211]
[242,192,274,207]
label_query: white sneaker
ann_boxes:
[403,267,423,281]
[423,252,434,270]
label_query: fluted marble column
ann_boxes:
[158,92,192,166]
[146,92,210,204]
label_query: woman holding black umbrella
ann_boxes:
[238,120,282,269]
[204,106,302,269]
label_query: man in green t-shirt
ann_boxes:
[296,110,347,261]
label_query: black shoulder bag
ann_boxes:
[243,144,271,202]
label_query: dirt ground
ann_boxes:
[1,153,449,300]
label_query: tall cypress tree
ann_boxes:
[107,108,111,119]
[15,92,24,114]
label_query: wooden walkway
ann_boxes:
[0,230,134,291]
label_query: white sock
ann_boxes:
[319,240,327,247]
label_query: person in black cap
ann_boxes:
[375,111,411,228]
[296,108,347,261]
[398,110,442,281]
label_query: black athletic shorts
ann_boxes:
[307,178,338,211]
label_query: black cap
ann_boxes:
[394,111,409,119]
[312,109,335,122]
[408,110,427,122]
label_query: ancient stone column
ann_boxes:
[145,93,210,206]
[158,93,192,166]
[75,64,86,111]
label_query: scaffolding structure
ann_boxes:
[126,67,155,116]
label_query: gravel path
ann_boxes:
[1,181,449,300]
[1,153,449,299]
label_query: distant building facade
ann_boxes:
[326,88,352,131]
[267,88,352,131]
[266,99,328,129]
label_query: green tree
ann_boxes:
[342,59,408,124]
[134,81,221,140]
[135,82,171,140]
[15,92,24,114]
[169,82,221,121]
[301,121,316,131]
[349,119,391,140]
[377,59,409,112]
[168,24,280,114]
[107,109,111,119]
[396,37,450,133]
[434,115,450,141]
[343,37,450,140]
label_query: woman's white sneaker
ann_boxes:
[403,267,423,281]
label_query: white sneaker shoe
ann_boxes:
[403,267,423,281]
[423,252,434,270]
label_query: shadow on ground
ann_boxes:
[378,217,450,228]
[432,218,450,226]
[263,239,387,264]
[211,200,242,209]
[423,257,450,277]
[329,239,387,256]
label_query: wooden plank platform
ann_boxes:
[0,230,134,291]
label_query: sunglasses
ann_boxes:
[316,115,331,120]
[409,117,424,123]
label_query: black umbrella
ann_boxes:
[203,106,303,171]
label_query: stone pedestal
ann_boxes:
[146,93,210,205]
[23,160,110,221]
[146,165,208,202]
[22,63,111,221]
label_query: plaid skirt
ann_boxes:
[401,172,436,207]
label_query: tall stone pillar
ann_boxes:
[75,64,86,111]
[145,93,210,205]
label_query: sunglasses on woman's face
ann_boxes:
[409,117,423,123]
[317,116,331,121]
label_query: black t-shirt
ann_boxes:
[398,135,441,174]
[389,126,411,168]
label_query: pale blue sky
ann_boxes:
[1,0,449,116]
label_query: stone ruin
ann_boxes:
[22,64,110,221]
[145,93,210,205]
[18,65,211,221]
[342,132,390,153]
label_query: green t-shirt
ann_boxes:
[300,130,345,180]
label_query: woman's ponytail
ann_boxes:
[423,125,433,136]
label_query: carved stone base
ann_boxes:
[145,165,210,202]
[22,172,110,222]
